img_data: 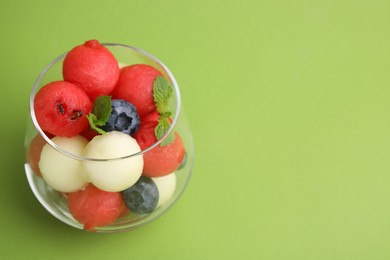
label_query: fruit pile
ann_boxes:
[27,40,185,231]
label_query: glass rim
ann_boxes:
[29,42,181,162]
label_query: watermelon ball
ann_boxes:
[122,176,159,214]
[133,121,185,177]
[63,39,120,100]
[118,206,130,218]
[112,64,162,117]
[142,110,159,124]
[68,185,125,231]
[34,81,92,137]
[26,134,47,176]
[80,127,99,141]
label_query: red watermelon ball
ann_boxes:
[142,110,159,123]
[112,64,163,117]
[80,127,99,141]
[63,39,120,100]
[133,120,185,177]
[26,132,55,177]
[68,185,126,232]
[26,134,47,176]
[34,81,92,137]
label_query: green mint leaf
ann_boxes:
[93,127,107,135]
[153,76,173,114]
[154,116,169,140]
[86,96,112,135]
[86,113,107,134]
[87,113,97,123]
[92,96,112,123]
[152,75,175,146]
[154,116,175,146]
[161,111,172,118]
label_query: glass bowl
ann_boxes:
[24,42,194,232]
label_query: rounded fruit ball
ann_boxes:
[63,39,120,100]
[34,80,92,137]
[122,176,159,214]
[26,134,47,176]
[112,64,162,117]
[68,185,125,231]
[82,131,144,192]
[152,172,177,207]
[134,121,185,177]
[39,135,88,192]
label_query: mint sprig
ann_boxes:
[153,76,173,113]
[155,116,175,146]
[153,75,175,146]
[86,96,112,135]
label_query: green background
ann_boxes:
[1,0,390,259]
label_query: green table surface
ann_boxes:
[1,0,390,259]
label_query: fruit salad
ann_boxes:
[27,40,185,231]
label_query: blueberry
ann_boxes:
[102,99,140,136]
[122,176,159,214]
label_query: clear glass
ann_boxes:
[24,43,194,232]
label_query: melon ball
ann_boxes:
[39,135,88,192]
[82,131,143,192]
[152,172,177,207]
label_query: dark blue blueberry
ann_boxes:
[122,176,159,214]
[102,99,140,136]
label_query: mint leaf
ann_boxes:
[92,96,112,124]
[161,111,172,118]
[154,116,175,146]
[86,114,107,135]
[86,96,112,134]
[153,76,173,114]
[153,76,176,146]
[154,117,169,140]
